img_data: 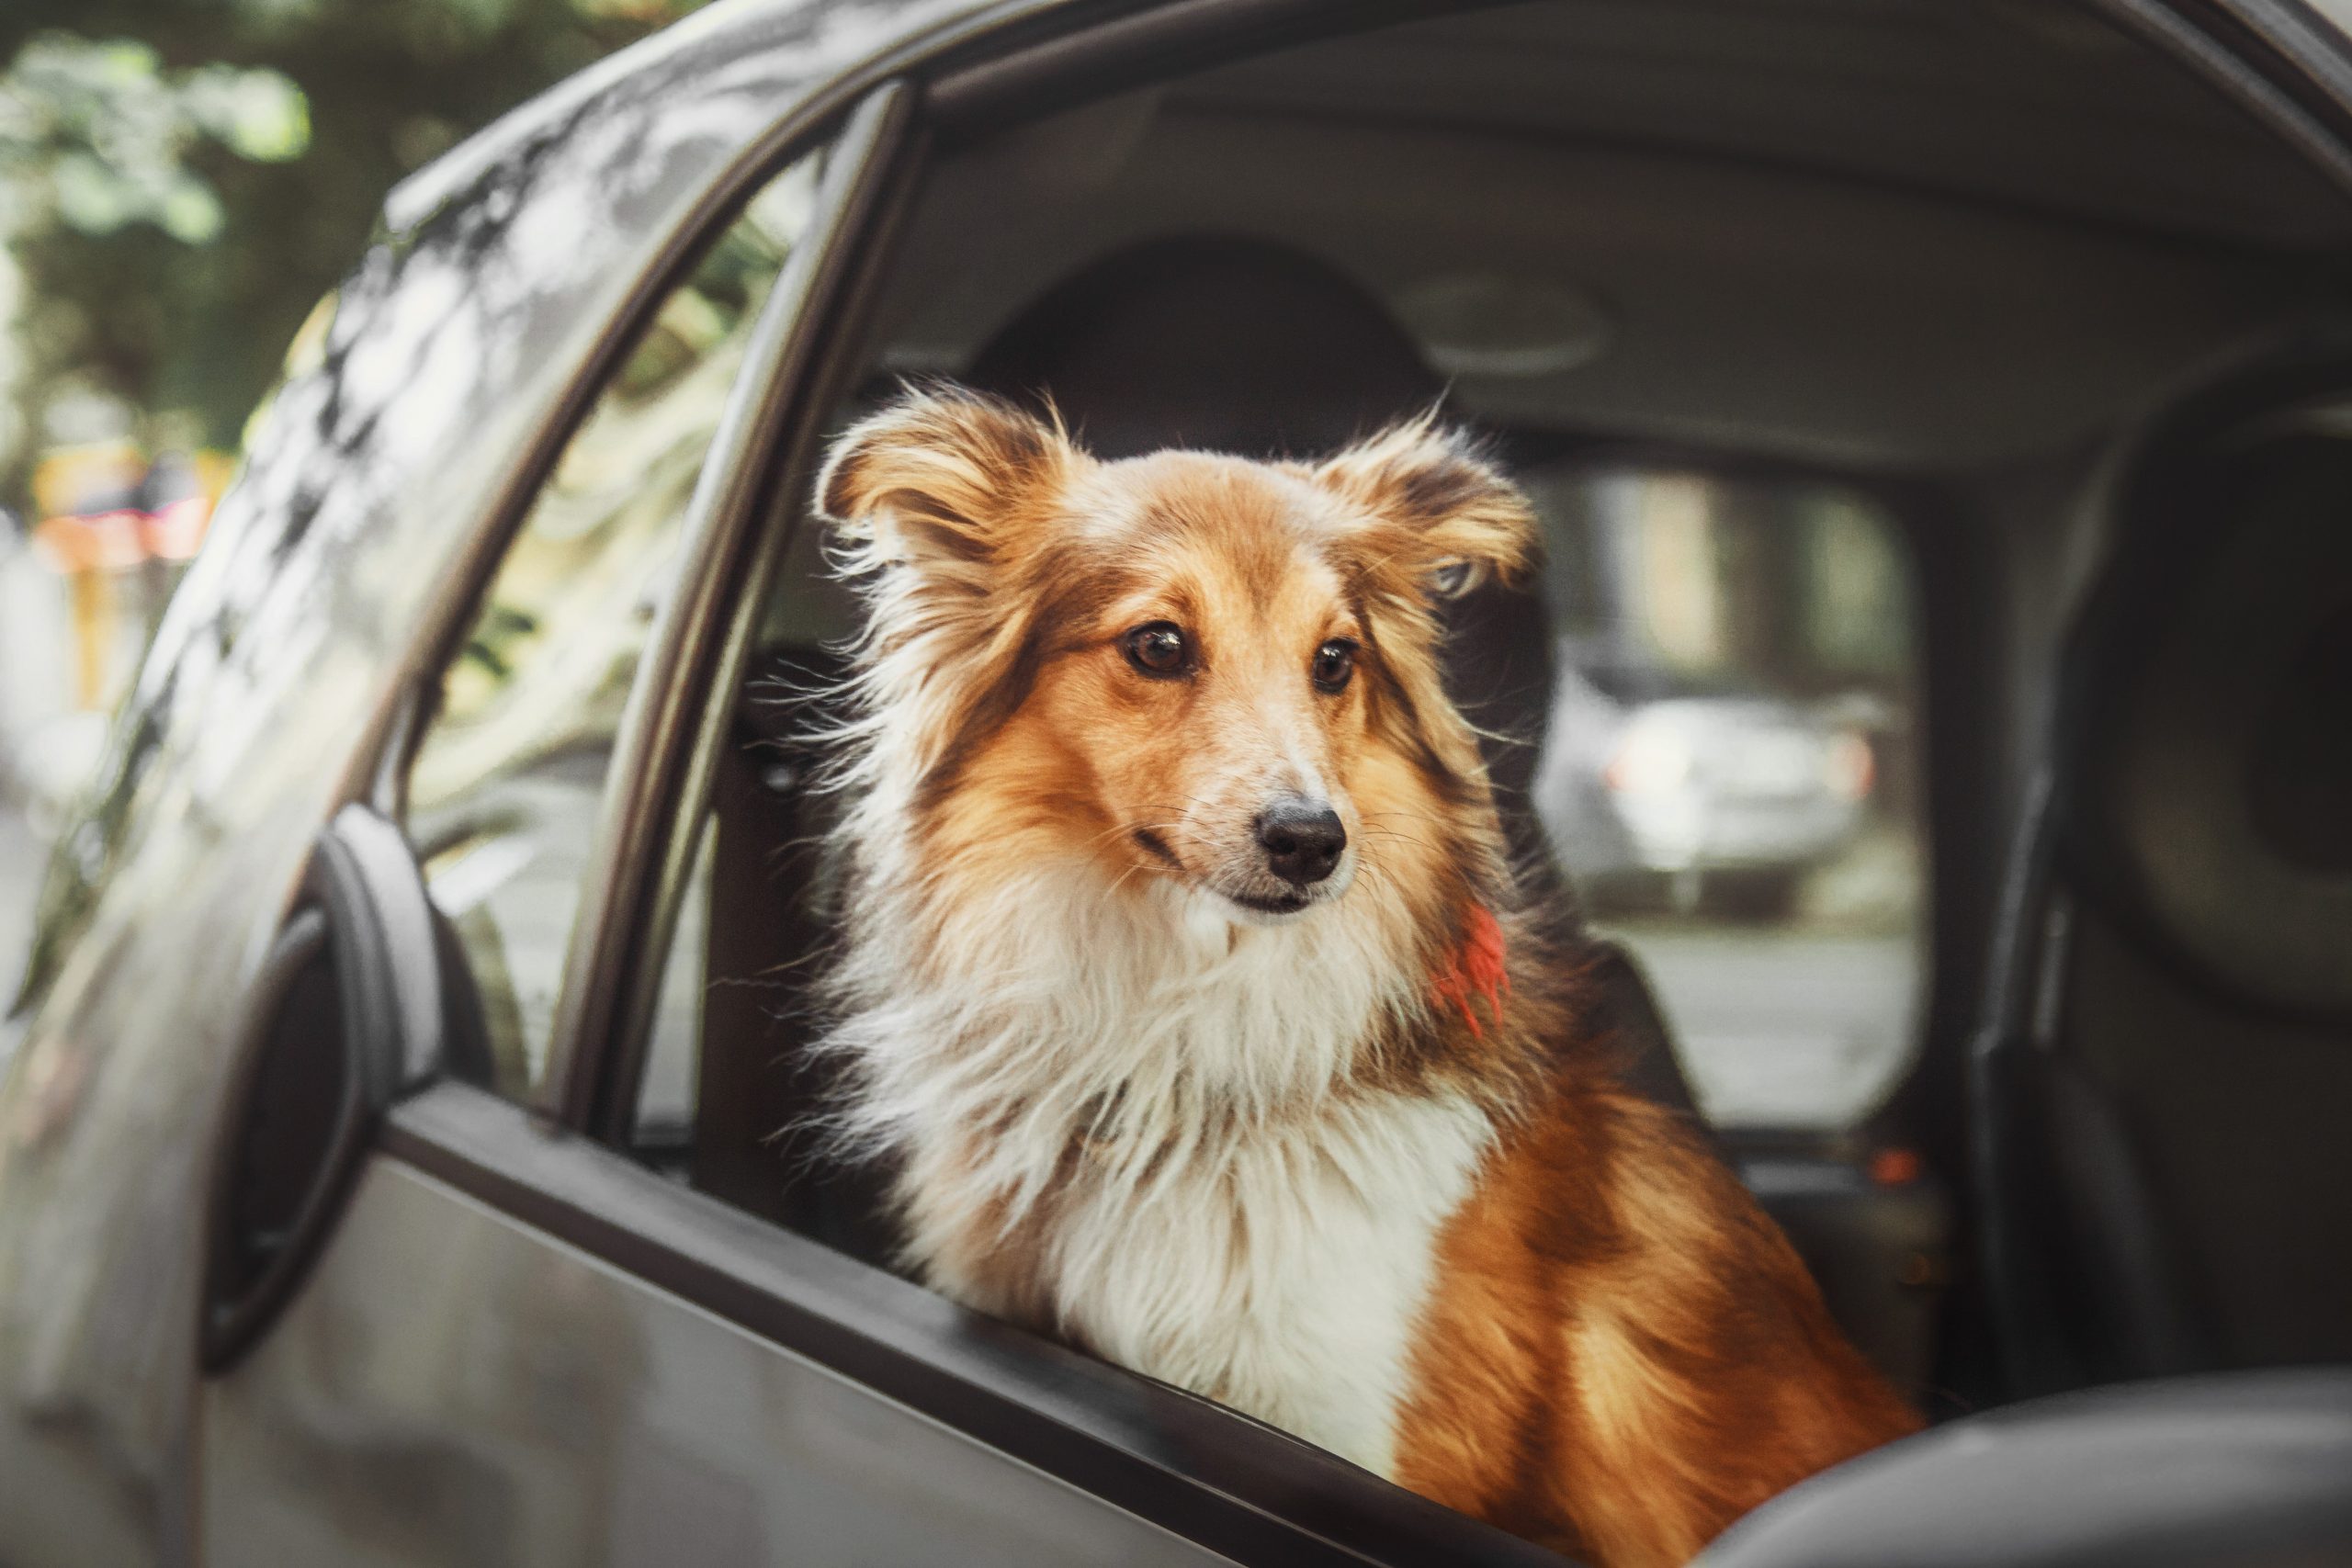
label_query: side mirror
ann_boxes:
[200,803,469,1371]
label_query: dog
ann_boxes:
[808,385,1921,1567]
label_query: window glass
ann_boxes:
[1525,467,1927,1128]
[405,151,823,1101]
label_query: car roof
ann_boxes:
[390,0,2352,252]
[1181,1,2352,249]
[385,0,1017,237]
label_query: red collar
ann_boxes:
[1430,904,1509,1038]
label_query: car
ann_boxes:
[1535,654,1877,919]
[1521,465,1893,921]
[5,1,2352,1564]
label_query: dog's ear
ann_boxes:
[1310,415,1535,602]
[816,385,1075,572]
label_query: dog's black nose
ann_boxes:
[1255,801,1347,886]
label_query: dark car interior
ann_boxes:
[616,0,2352,1467]
[1976,350,2352,1397]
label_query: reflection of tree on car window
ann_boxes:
[403,153,824,1098]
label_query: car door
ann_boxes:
[190,36,1558,1565]
[192,80,1222,1567]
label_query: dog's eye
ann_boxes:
[1123,622,1191,677]
[1311,638,1358,694]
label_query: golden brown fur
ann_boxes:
[1393,931,1922,1565]
[815,385,1919,1568]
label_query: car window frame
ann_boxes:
[354,13,1575,1562]
[580,46,1957,1164]
[534,83,925,1139]
[365,85,906,1123]
[382,1078,1561,1566]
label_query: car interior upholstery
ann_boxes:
[1976,344,2352,1398]
[647,0,2352,1417]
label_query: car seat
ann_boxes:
[1973,342,2352,1396]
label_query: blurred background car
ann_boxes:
[1538,654,1878,919]
[1523,464,1907,924]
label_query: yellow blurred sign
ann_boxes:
[28,443,231,571]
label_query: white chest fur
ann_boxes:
[830,872,1496,1476]
[1008,1091,1493,1475]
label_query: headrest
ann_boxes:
[2061,343,2352,1021]
[965,234,1440,458]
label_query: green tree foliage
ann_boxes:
[0,0,705,506]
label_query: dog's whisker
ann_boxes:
[1079,818,1189,852]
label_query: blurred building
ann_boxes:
[0,438,228,818]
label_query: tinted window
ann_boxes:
[404,152,824,1101]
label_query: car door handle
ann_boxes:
[201,804,447,1371]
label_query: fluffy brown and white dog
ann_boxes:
[809,386,1920,1568]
